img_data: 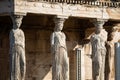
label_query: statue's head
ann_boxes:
[11,15,23,29]
[112,23,120,32]
[54,18,65,31]
[95,26,103,34]
[94,20,105,34]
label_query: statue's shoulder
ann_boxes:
[53,32,59,35]
[61,32,65,36]
[15,29,24,35]
[91,33,96,38]
[51,32,56,38]
[18,29,24,32]
[51,32,55,35]
[10,29,14,34]
[102,29,108,35]
[61,32,65,34]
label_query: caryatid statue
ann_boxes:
[105,24,120,80]
[90,19,108,80]
[10,15,26,80]
[50,17,69,80]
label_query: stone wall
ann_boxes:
[0,33,9,80]
[0,14,120,80]
[24,28,81,80]
[0,16,95,80]
[0,27,83,80]
[24,29,52,80]
[0,27,95,80]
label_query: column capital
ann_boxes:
[10,15,24,29]
[112,23,120,31]
[10,12,27,16]
[53,15,68,24]
[55,15,69,19]
[54,17,65,24]
[90,18,108,29]
[53,16,67,26]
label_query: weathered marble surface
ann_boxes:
[90,20,108,80]
[105,24,120,80]
[51,17,69,80]
[10,15,26,80]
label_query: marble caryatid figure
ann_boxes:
[51,18,69,80]
[10,15,26,80]
[105,24,120,80]
[90,20,107,80]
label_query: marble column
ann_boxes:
[10,15,26,80]
[115,42,120,80]
[76,48,85,80]
[50,16,69,80]
[90,19,108,80]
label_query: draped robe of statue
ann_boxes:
[51,31,69,80]
[10,28,26,80]
[91,29,107,80]
[105,27,120,80]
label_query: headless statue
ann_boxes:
[10,15,26,80]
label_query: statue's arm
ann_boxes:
[50,33,55,53]
[90,35,95,44]
[104,32,108,42]
[10,30,14,48]
[9,30,15,54]
[118,32,120,41]
[101,31,108,42]
[21,30,25,48]
[90,35,96,59]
